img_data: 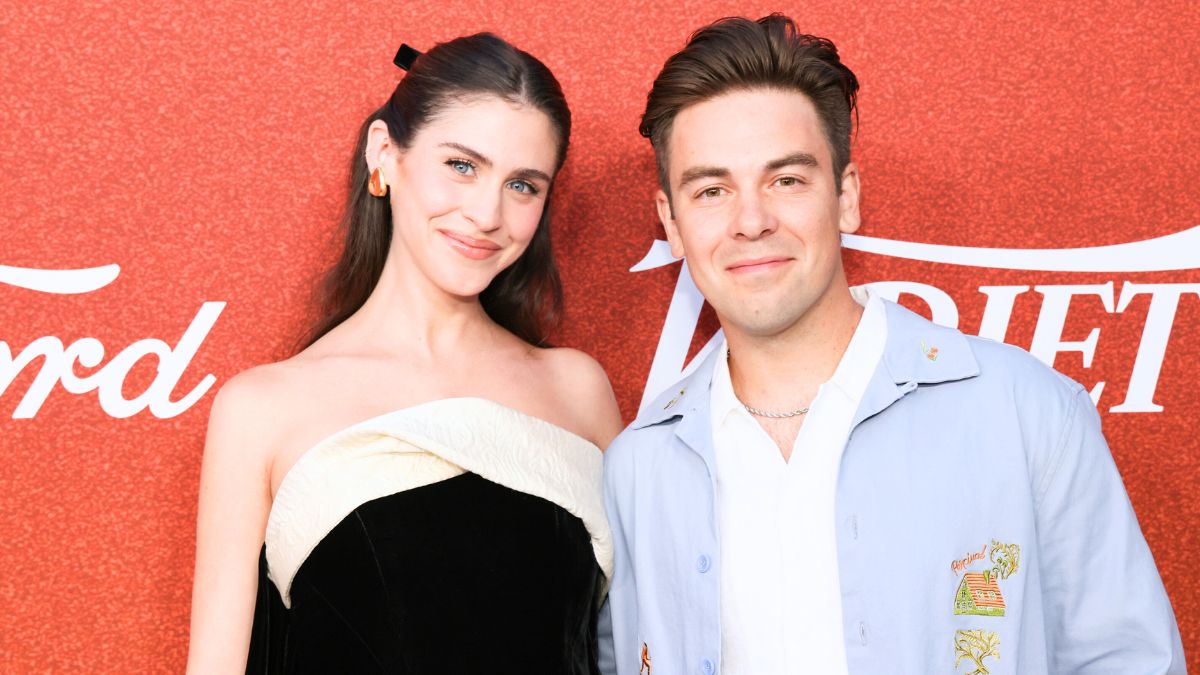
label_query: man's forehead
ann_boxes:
[667,88,829,173]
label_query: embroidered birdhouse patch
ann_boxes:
[950,539,1020,618]
[954,569,1006,616]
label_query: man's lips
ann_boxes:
[439,230,502,260]
[726,256,792,273]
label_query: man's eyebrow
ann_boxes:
[764,152,819,171]
[677,154,818,188]
[439,142,492,168]
[678,166,730,188]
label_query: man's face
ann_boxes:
[657,88,860,339]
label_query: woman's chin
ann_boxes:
[434,278,493,301]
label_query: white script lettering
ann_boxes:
[2,265,225,419]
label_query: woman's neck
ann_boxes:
[330,251,500,361]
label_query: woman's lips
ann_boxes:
[439,230,502,260]
[727,256,791,274]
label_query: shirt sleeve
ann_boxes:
[597,432,640,675]
[1034,387,1186,674]
[598,598,616,675]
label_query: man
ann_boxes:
[598,14,1185,675]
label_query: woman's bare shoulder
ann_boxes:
[537,347,607,389]
[205,355,331,464]
[536,347,625,448]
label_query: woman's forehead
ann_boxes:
[412,96,560,172]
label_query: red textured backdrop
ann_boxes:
[1,1,1197,671]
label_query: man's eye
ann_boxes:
[773,175,810,189]
[699,187,724,199]
[446,159,475,176]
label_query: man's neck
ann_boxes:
[724,284,865,421]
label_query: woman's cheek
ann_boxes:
[512,203,544,244]
[409,171,460,216]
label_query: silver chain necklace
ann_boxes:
[728,349,810,418]
[742,402,810,418]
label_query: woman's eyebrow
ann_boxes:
[439,142,492,167]
[439,142,550,183]
[512,167,552,184]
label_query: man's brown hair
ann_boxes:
[640,15,859,200]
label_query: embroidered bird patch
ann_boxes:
[640,642,652,674]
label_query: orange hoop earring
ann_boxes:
[368,168,388,197]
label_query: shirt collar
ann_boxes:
[632,346,720,431]
[849,298,981,428]
[633,291,980,432]
[826,286,888,401]
[875,296,979,386]
[708,340,743,430]
[707,287,886,429]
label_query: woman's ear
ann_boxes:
[365,120,394,173]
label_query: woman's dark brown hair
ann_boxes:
[640,15,858,200]
[304,33,570,349]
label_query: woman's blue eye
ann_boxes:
[446,159,475,175]
[507,180,538,195]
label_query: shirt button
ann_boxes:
[849,515,859,540]
[701,658,715,674]
[696,554,712,573]
[859,621,869,645]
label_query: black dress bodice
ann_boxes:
[248,472,603,674]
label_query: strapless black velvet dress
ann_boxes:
[246,399,611,675]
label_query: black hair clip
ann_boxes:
[394,43,421,71]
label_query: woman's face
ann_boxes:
[376,95,560,300]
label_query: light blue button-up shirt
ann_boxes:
[598,299,1186,675]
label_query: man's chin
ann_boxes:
[718,308,807,341]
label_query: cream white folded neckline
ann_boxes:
[264,397,611,607]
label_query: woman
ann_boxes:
[187,34,622,673]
